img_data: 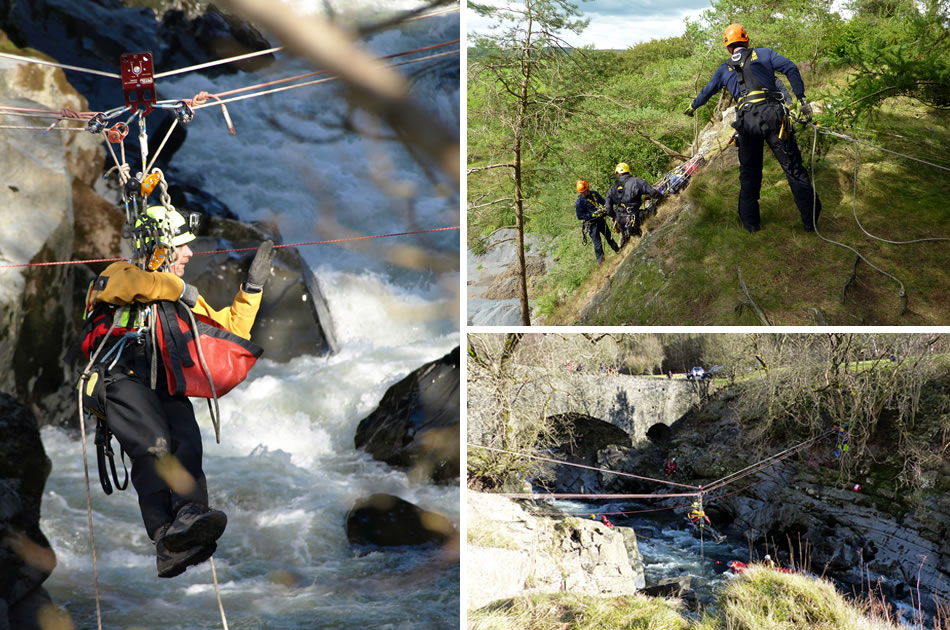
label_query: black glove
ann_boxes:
[797,96,812,123]
[181,282,199,307]
[684,105,695,117]
[244,240,275,293]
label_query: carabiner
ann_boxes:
[174,100,195,124]
[86,113,108,134]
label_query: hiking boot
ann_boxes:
[803,224,815,232]
[596,256,605,265]
[743,223,761,233]
[161,503,227,552]
[155,524,217,579]
[619,234,629,248]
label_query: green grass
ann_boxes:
[470,592,713,630]
[468,568,909,630]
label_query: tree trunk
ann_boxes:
[514,9,534,326]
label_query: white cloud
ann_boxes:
[467,0,711,49]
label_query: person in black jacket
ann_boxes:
[685,23,821,233]
[604,163,662,246]
[575,179,619,265]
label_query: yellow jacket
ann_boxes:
[92,262,261,340]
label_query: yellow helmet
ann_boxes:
[723,24,749,49]
[576,179,589,193]
[137,205,197,247]
[615,162,631,175]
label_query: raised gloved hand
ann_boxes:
[245,240,275,293]
[797,97,812,123]
[181,282,199,307]
[684,105,695,117]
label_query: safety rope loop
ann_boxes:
[190,91,235,136]
[807,125,908,314]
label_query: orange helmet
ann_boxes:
[723,23,749,49]
[576,179,589,193]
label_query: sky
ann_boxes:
[466,0,714,50]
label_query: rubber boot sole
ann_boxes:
[161,510,228,552]
[157,542,217,579]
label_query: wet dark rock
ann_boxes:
[344,493,456,548]
[641,576,695,606]
[0,393,56,629]
[158,5,275,76]
[182,217,335,361]
[167,181,237,219]
[354,348,460,483]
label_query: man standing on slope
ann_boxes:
[604,163,662,246]
[575,179,620,265]
[684,24,821,233]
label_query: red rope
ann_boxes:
[0,226,459,269]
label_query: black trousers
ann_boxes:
[104,348,208,540]
[736,103,821,229]
[588,218,619,262]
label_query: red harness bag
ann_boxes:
[155,300,263,398]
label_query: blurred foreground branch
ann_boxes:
[219,0,459,183]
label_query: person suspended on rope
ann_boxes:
[74,205,275,579]
[688,501,711,527]
[763,554,776,568]
[683,24,821,233]
[687,501,727,543]
[604,163,662,246]
[575,179,620,265]
[600,514,614,527]
[833,422,850,458]
[665,456,677,476]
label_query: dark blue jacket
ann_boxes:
[691,47,806,110]
[605,174,659,216]
[575,190,606,221]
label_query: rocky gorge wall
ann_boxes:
[543,381,950,615]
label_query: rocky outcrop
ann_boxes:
[0,37,105,423]
[344,493,457,548]
[466,228,554,326]
[600,391,950,616]
[354,347,460,483]
[0,393,57,629]
[467,492,645,611]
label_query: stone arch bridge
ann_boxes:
[513,368,700,445]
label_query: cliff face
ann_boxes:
[467,492,645,611]
[556,382,950,615]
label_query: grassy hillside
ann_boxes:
[558,94,950,325]
[469,566,911,629]
[467,2,950,326]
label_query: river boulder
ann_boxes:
[181,216,336,361]
[344,493,457,548]
[354,347,460,483]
